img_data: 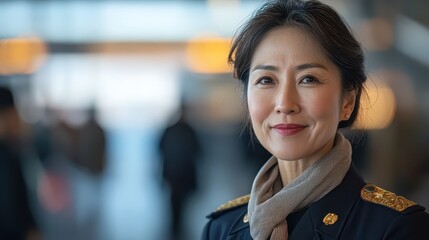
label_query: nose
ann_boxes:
[274,84,300,114]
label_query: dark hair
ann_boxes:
[228,0,366,128]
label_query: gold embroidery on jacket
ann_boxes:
[361,184,416,212]
[215,195,250,212]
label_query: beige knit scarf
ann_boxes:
[248,133,352,240]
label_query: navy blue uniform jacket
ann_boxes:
[202,164,429,239]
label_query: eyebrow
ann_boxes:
[251,63,327,72]
[295,63,327,71]
[252,64,278,72]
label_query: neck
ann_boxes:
[277,137,335,186]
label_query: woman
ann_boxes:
[202,0,429,239]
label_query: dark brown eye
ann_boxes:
[300,76,320,84]
[256,77,274,85]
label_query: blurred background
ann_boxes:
[0,0,428,239]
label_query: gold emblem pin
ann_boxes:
[323,213,338,225]
[243,213,249,223]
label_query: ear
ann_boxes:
[341,90,356,121]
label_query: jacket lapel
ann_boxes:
[290,164,365,239]
[228,205,251,239]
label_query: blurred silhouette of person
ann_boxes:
[75,107,106,176]
[57,107,106,239]
[159,102,201,240]
[72,107,106,240]
[29,106,106,240]
[0,86,41,240]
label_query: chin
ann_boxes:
[271,150,305,161]
[266,143,299,159]
[275,155,303,161]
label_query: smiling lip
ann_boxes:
[272,124,306,136]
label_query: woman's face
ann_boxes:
[247,26,354,161]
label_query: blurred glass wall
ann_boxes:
[0,0,428,240]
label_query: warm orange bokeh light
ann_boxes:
[0,37,48,75]
[356,79,396,130]
[185,36,232,74]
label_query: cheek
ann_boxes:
[247,91,270,124]
[247,96,261,123]
[305,92,342,120]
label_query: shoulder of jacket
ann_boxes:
[207,194,250,219]
[360,183,424,214]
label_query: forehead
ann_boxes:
[251,26,331,67]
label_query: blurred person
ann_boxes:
[56,107,106,240]
[30,106,106,240]
[72,107,106,240]
[202,1,429,239]
[159,102,201,240]
[0,86,41,240]
[75,107,106,176]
